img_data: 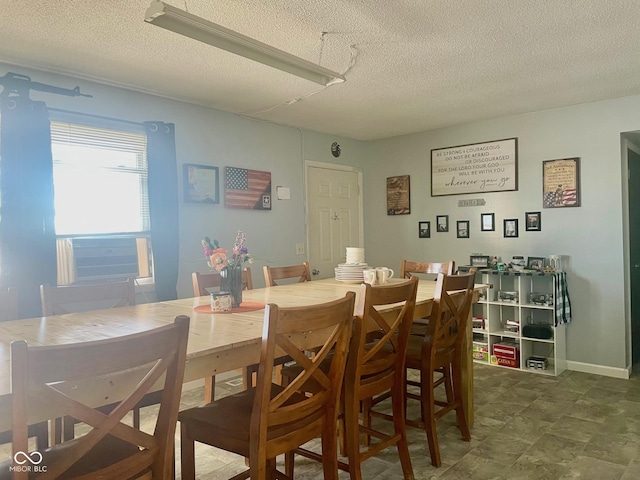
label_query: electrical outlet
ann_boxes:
[296,243,305,255]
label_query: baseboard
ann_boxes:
[566,360,630,379]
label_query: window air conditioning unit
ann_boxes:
[72,237,139,285]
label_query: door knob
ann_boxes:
[312,269,320,275]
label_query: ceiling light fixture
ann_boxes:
[145,1,346,86]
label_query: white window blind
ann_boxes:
[50,121,149,236]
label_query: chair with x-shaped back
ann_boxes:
[2,315,189,480]
[263,262,311,286]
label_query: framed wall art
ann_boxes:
[457,220,470,238]
[543,157,580,208]
[387,175,411,215]
[525,211,541,231]
[418,221,430,238]
[183,163,219,204]
[225,166,272,210]
[527,256,545,271]
[504,218,519,238]
[436,215,449,232]
[480,213,495,231]
[431,137,518,196]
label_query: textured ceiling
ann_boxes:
[1,1,640,140]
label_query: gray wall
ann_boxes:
[2,62,637,375]
[363,95,640,374]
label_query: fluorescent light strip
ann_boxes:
[145,1,345,86]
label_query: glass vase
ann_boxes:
[220,267,243,308]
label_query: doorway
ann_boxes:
[628,143,640,371]
[306,163,363,280]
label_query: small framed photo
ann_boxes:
[436,215,449,232]
[470,255,490,268]
[480,213,495,231]
[183,163,219,203]
[504,218,519,238]
[418,221,431,238]
[525,211,541,231]
[457,220,470,238]
[527,256,545,271]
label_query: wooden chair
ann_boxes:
[263,262,311,286]
[178,292,356,480]
[0,288,49,452]
[39,278,153,440]
[400,260,454,336]
[40,278,136,316]
[2,315,189,480]
[404,270,476,467]
[288,277,418,480]
[191,267,253,297]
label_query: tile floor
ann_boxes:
[173,364,640,479]
[3,364,639,479]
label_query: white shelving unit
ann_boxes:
[472,270,567,376]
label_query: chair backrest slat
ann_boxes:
[40,279,136,316]
[263,262,311,286]
[400,260,455,279]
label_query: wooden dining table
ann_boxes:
[0,277,484,433]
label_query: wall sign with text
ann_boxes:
[431,138,518,196]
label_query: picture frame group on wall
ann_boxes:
[504,218,519,238]
[457,220,470,238]
[436,215,449,232]
[525,211,541,231]
[418,221,431,238]
[480,213,495,231]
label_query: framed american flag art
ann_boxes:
[224,167,272,210]
[542,158,580,208]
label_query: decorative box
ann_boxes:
[493,343,519,360]
[473,351,489,362]
[497,291,519,303]
[472,317,485,329]
[210,292,232,312]
[495,356,519,368]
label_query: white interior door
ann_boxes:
[307,165,362,279]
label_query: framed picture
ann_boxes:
[418,221,430,238]
[225,167,272,210]
[387,175,411,215]
[431,137,518,196]
[436,215,449,232]
[504,218,518,238]
[543,157,580,208]
[457,220,470,238]
[527,256,545,271]
[480,213,495,231]
[470,255,490,268]
[525,211,541,231]
[183,163,219,203]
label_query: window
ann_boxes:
[50,119,152,284]
[50,121,149,235]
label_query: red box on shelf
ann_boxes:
[496,356,519,368]
[492,343,519,360]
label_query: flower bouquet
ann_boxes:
[202,230,253,308]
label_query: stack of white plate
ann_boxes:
[334,263,369,283]
[346,247,365,265]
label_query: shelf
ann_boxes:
[475,270,567,376]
